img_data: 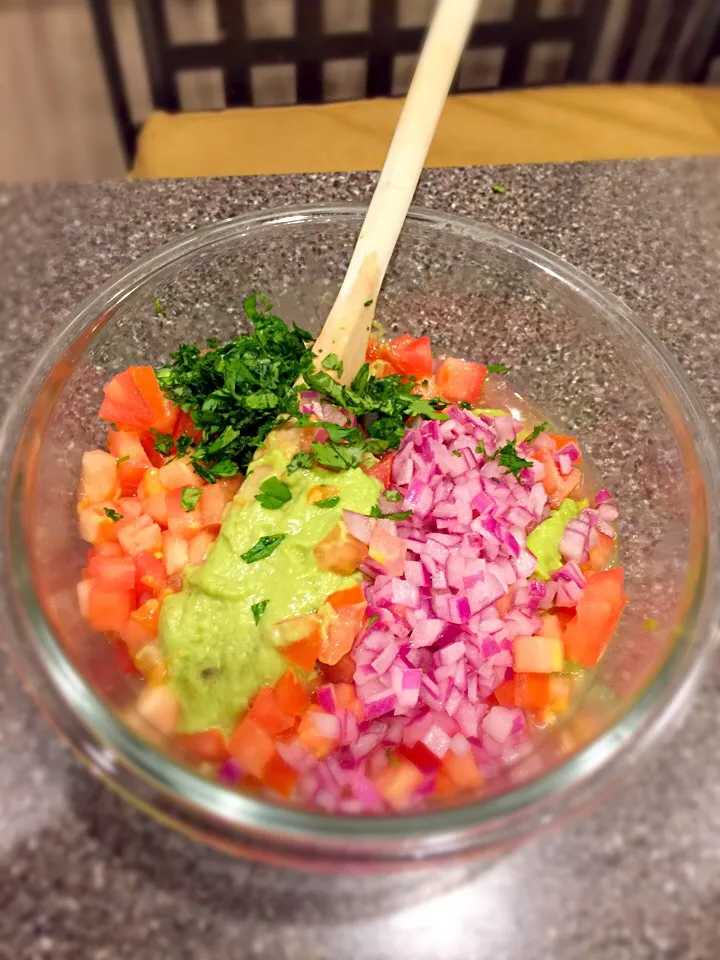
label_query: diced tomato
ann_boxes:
[89,542,124,560]
[99,370,154,430]
[365,338,382,362]
[493,679,516,707]
[318,652,356,685]
[434,768,458,799]
[176,728,229,763]
[108,429,152,489]
[135,684,180,735]
[86,583,134,632]
[539,614,563,638]
[307,484,339,505]
[79,450,118,505]
[117,497,143,520]
[563,568,626,668]
[227,716,276,778]
[249,685,296,735]
[333,682,361,715]
[319,602,366,665]
[514,673,552,710]
[139,432,167,469]
[297,707,337,758]
[435,357,487,405]
[158,456,204,492]
[130,598,161,638]
[273,670,310,716]
[443,750,483,789]
[411,374,439,400]
[313,525,368,576]
[496,593,512,617]
[588,531,615,571]
[138,467,164,501]
[134,552,168,597]
[327,584,365,610]
[513,635,564,673]
[166,487,204,540]
[163,531,189,576]
[277,615,323,671]
[141,491,169,527]
[172,409,203,444]
[128,366,179,434]
[374,757,424,808]
[364,452,394,488]
[88,554,136,592]
[216,475,243,502]
[548,468,581,509]
[382,334,433,379]
[78,505,119,545]
[368,525,407,577]
[187,530,216,566]
[77,580,91,619]
[119,617,156,658]
[199,483,228,529]
[117,514,163,556]
[398,740,442,772]
[547,433,583,464]
[262,754,297,798]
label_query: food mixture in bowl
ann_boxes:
[76,294,626,814]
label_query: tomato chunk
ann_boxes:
[166,487,204,540]
[383,334,433,379]
[273,670,310,716]
[327,584,365,610]
[79,450,118,505]
[435,357,487,405]
[86,584,134,632]
[319,602,366,665]
[88,555,136,592]
[563,567,627,667]
[364,452,394,488]
[277,615,323,671]
[176,728,229,763]
[99,370,154,430]
[249,686,296,735]
[107,429,152,490]
[313,525,368,576]
[128,366,179,433]
[228,716,276,778]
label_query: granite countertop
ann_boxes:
[1,159,720,960]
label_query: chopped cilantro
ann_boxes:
[154,297,166,317]
[367,614,379,628]
[180,486,202,512]
[287,451,313,473]
[364,299,374,307]
[452,450,462,457]
[371,505,413,521]
[116,455,130,465]
[476,438,532,477]
[492,184,506,194]
[315,496,340,509]
[384,489,402,502]
[255,476,292,510]
[487,363,508,374]
[311,440,364,471]
[251,599,270,625]
[459,401,473,410]
[321,353,344,378]
[525,421,549,444]
[152,429,174,456]
[241,534,287,563]
[103,507,123,522]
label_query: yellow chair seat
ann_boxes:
[132,84,720,180]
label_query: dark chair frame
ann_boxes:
[89,0,611,165]
[89,0,718,169]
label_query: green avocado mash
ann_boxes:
[160,452,381,733]
[526,497,588,581]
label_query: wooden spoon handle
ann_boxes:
[313,0,480,383]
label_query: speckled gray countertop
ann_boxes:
[1,159,720,959]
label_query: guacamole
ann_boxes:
[526,497,588,580]
[161,453,381,732]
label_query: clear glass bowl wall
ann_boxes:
[2,205,717,869]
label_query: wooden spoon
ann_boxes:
[312,0,480,384]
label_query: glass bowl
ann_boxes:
[1,204,718,870]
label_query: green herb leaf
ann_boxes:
[321,353,344,378]
[315,496,340,509]
[367,614,379,628]
[154,298,166,317]
[525,420,549,444]
[180,486,202,512]
[384,489,402,502]
[241,533,288,564]
[492,184,506,194]
[364,299,374,307]
[117,455,130,465]
[255,476,292,510]
[103,507,123,523]
[251,599,270,625]
[452,450,462,457]
[152,429,175,456]
[495,441,533,477]
[287,451,314,473]
[311,440,364,471]
[486,363,508,374]
[370,505,413,521]
[458,401,473,410]
[209,460,240,478]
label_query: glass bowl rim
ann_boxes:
[2,201,718,859]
